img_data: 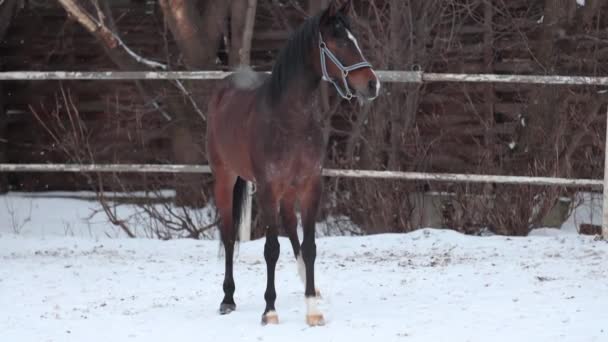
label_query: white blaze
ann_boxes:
[346,29,363,57]
[371,69,381,97]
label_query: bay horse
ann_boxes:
[206,0,380,326]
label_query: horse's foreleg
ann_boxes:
[281,193,322,298]
[299,176,324,326]
[259,186,281,325]
[214,171,238,315]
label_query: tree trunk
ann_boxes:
[240,0,257,66]
[158,0,231,206]
[159,0,230,69]
[230,0,258,67]
[0,0,19,38]
[230,0,247,67]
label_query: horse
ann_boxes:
[206,0,380,326]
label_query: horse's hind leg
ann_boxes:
[299,175,324,326]
[214,169,238,315]
[258,184,281,325]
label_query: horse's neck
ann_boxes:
[273,72,321,124]
[276,91,320,132]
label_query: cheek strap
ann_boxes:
[319,33,373,100]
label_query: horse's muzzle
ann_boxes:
[353,76,380,102]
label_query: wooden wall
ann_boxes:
[1,0,607,192]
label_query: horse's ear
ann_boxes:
[339,0,352,15]
[321,0,340,24]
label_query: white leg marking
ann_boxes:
[263,310,279,324]
[297,253,306,285]
[306,297,321,316]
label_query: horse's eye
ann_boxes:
[333,22,342,34]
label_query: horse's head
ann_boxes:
[316,0,380,102]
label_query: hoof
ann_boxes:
[219,303,236,315]
[261,311,279,325]
[306,314,325,326]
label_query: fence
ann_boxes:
[1,70,607,240]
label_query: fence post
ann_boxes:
[603,107,608,240]
[238,181,253,241]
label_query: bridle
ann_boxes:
[319,32,373,100]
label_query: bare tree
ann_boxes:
[56,0,233,206]
[32,84,219,239]
[45,0,253,239]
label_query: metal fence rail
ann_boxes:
[0,163,602,188]
[3,70,608,86]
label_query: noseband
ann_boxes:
[319,33,373,100]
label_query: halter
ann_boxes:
[319,33,373,100]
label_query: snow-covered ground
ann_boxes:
[1,192,607,342]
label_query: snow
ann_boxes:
[0,191,215,239]
[0,191,360,239]
[1,191,124,238]
[1,192,608,341]
[561,192,603,234]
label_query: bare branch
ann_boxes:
[173,80,206,121]
[57,0,167,70]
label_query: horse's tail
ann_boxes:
[232,176,249,242]
[217,177,248,258]
[229,65,264,90]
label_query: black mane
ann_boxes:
[262,14,322,105]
